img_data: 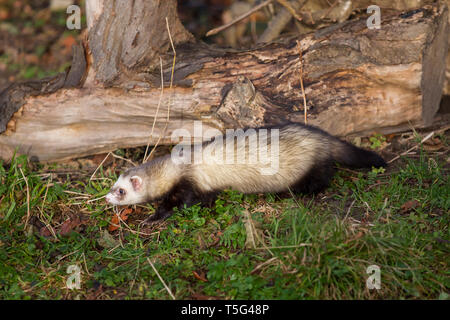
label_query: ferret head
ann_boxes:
[105,174,146,205]
[106,156,182,206]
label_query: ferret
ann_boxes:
[105,122,386,223]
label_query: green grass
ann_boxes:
[0,149,448,300]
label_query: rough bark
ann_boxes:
[0,43,86,133]
[0,1,448,162]
[443,0,450,95]
[88,0,194,85]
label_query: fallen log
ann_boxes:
[0,1,448,162]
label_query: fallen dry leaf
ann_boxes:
[40,226,53,237]
[344,231,365,244]
[24,54,39,65]
[109,217,121,232]
[0,8,10,20]
[193,271,208,282]
[385,133,396,142]
[401,200,420,213]
[91,153,112,166]
[61,35,77,54]
[86,284,104,300]
[209,231,222,247]
[60,215,83,236]
[109,208,133,231]
[423,137,443,151]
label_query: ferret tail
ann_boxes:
[331,139,387,169]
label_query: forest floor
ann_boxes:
[0,130,448,299]
[0,0,449,300]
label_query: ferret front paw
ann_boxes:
[143,209,173,224]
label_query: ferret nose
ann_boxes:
[105,196,110,203]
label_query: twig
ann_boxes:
[146,257,176,300]
[320,0,338,19]
[387,131,434,164]
[276,0,303,22]
[64,190,90,196]
[251,257,279,274]
[365,181,389,192]
[305,10,314,24]
[89,152,111,182]
[343,199,356,221]
[144,18,175,163]
[36,198,58,240]
[296,40,307,124]
[86,195,106,203]
[129,256,140,295]
[287,186,302,208]
[243,208,258,249]
[19,167,31,228]
[114,208,159,237]
[243,207,300,274]
[435,124,450,135]
[206,0,273,37]
[110,153,136,167]
[82,252,92,276]
[43,222,58,240]
[143,57,164,163]
[258,0,307,43]
[40,176,52,219]
[242,207,275,257]
[57,249,80,262]
[253,244,311,250]
[166,17,176,92]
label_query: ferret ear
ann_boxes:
[130,176,143,191]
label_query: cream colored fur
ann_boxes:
[108,124,351,204]
[187,125,324,193]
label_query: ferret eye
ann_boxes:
[118,188,125,196]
